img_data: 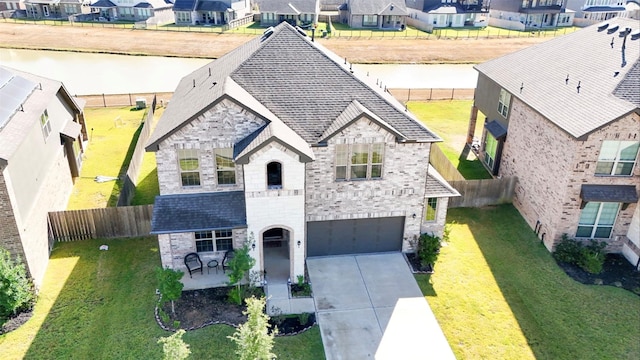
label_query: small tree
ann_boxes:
[228,296,277,360]
[226,234,256,305]
[0,247,35,319]
[417,233,442,268]
[156,267,184,315]
[158,329,191,360]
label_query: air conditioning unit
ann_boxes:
[136,98,147,110]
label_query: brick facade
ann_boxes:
[499,97,640,251]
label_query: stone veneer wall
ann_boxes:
[155,99,265,195]
[0,168,25,263]
[500,97,639,251]
[305,117,431,252]
[420,197,449,239]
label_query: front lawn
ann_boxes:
[418,205,640,359]
[408,100,491,179]
[0,237,324,359]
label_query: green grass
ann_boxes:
[0,237,325,359]
[68,107,146,209]
[417,205,640,360]
[130,107,163,205]
[408,100,491,179]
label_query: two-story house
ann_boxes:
[172,0,250,25]
[488,0,575,30]
[146,22,458,283]
[24,0,87,19]
[338,0,407,29]
[405,0,488,28]
[467,19,639,265]
[0,66,87,287]
[566,0,629,26]
[89,0,174,22]
[257,0,319,27]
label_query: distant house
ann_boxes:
[488,0,574,30]
[339,0,407,29]
[145,23,458,285]
[405,0,488,28]
[0,0,25,12]
[566,0,631,27]
[24,0,87,19]
[172,0,250,25]
[468,19,640,266]
[0,66,87,287]
[89,0,174,22]
[257,0,318,27]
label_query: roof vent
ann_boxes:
[261,27,274,41]
[597,23,609,32]
[607,25,619,34]
[618,28,632,38]
[631,30,640,40]
[295,26,307,37]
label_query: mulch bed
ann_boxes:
[157,286,316,335]
[0,310,33,335]
[404,252,434,274]
[556,254,640,296]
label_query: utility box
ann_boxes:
[136,98,147,110]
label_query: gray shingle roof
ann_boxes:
[259,0,316,14]
[580,184,638,203]
[348,0,406,15]
[196,0,228,11]
[147,23,439,152]
[486,120,507,139]
[91,0,116,7]
[173,0,195,11]
[150,191,247,234]
[426,165,460,198]
[474,18,640,139]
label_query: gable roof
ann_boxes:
[347,0,406,15]
[475,18,640,139]
[173,0,196,11]
[259,0,317,14]
[147,23,439,152]
[426,165,460,198]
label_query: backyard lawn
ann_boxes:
[409,100,491,179]
[0,237,324,359]
[419,205,640,360]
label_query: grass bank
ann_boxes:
[419,205,640,359]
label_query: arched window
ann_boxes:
[267,162,282,189]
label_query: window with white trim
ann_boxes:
[576,202,619,239]
[595,140,639,176]
[40,109,51,139]
[215,148,236,185]
[363,15,377,26]
[425,198,438,221]
[178,149,200,186]
[484,133,498,170]
[498,88,511,118]
[335,143,384,181]
[194,229,233,253]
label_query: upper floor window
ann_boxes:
[336,143,384,181]
[194,229,233,253]
[178,149,200,187]
[576,202,619,239]
[595,140,639,176]
[41,109,51,139]
[215,148,236,185]
[267,162,282,189]
[425,198,438,221]
[498,89,511,118]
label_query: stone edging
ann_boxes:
[154,295,317,336]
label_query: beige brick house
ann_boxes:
[0,66,87,286]
[146,22,458,284]
[468,19,640,267]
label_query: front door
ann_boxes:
[43,5,50,17]
[263,228,291,284]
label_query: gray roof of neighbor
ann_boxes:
[173,0,195,11]
[91,0,116,7]
[197,0,228,11]
[348,0,407,15]
[474,18,640,139]
[259,0,316,13]
[426,165,460,198]
[150,191,247,234]
[147,22,439,152]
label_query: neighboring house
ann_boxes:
[146,22,458,283]
[24,0,87,19]
[0,0,25,12]
[405,0,488,28]
[339,0,407,29]
[257,0,318,27]
[0,66,87,287]
[467,19,640,264]
[566,0,630,26]
[488,0,575,30]
[89,0,173,22]
[172,0,250,25]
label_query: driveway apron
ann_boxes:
[307,253,455,360]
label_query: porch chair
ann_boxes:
[184,252,203,278]
[222,249,235,273]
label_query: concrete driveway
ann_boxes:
[307,253,455,360]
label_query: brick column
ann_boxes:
[466,104,479,145]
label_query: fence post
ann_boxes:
[129,93,132,106]
[429,88,433,100]
[451,88,455,100]
[102,93,106,107]
[407,88,411,102]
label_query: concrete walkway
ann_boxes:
[307,253,455,360]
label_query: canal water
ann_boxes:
[0,48,478,95]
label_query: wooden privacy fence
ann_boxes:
[48,205,153,241]
[448,177,517,208]
[429,144,465,182]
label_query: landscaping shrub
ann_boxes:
[0,248,35,319]
[417,233,442,267]
[226,234,256,305]
[156,267,184,315]
[553,235,607,274]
